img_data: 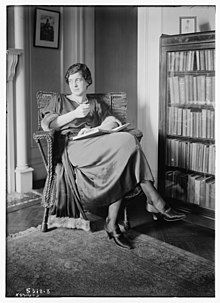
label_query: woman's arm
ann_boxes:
[77,115,121,135]
[49,103,90,130]
[94,100,122,131]
[99,116,122,130]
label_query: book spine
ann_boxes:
[182,109,187,136]
[193,76,197,102]
[177,108,182,135]
[201,109,207,139]
[200,50,205,70]
[211,76,215,104]
[194,176,202,205]
[199,178,206,207]
[179,51,184,71]
[196,50,200,70]
[200,75,206,103]
[188,75,193,102]
[179,77,186,104]
[210,110,214,139]
[168,77,175,105]
[205,180,210,208]
[205,76,212,104]
[173,76,180,104]
[210,181,215,210]
[184,75,189,103]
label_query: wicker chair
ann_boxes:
[33,91,143,232]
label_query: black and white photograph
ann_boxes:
[2,1,218,301]
[34,8,60,48]
[179,16,197,34]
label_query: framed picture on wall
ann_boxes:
[179,16,197,34]
[34,8,60,49]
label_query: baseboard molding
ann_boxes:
[7,197,42,213]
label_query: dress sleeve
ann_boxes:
[96,100,122,128]
[41,94,61,131]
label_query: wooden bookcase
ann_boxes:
[158,31,215,228]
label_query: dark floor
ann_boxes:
[6,192,215,262]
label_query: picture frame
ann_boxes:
[179,16,197,34]
[34,8,60,49]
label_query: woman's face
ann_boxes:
[68,72,88,96]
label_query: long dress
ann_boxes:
[41,93,154,215]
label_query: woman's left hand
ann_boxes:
[77,127,94,136]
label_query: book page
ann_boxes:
[110,123,130,132]
[72,123,130,141]
[71,128,108,141]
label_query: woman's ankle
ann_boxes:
[141,181,161,203]
[146,203,159,213]
[140,181,167,213]
[105,217,117,230]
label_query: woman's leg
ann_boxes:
[140,181,166,212]
[105,199,132,249]
[106,199,122,230]
[140,180,186,221]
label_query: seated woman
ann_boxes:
[41,63,185,250]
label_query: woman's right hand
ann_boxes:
[48,103,90,130]
[74,103,90,118]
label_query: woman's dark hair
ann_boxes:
[65,63,92,87]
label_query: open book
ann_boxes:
[72,123,130,141]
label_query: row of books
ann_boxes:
[168,75,215,104]
[165,170,215,209]
[167,107,215,139]
[167,49,215,72]
[166,139,215,174]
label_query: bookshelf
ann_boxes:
[158,31,215,227]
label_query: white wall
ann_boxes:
[137,7,162,186]
[162,6,215,33]
[138,5,215,187]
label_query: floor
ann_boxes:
[6,191,215,262]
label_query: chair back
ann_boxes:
[36,91,127,131]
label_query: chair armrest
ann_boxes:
[33,130,56,170]
[33,130,57,210]
[33,129,55,141]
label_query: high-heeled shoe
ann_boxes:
[104,223,133,249]
[162,207,186,222]
[146,203,186,222]
[122,221,131,231]
[119,220,131,231]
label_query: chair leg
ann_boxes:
[42,207,50,232]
